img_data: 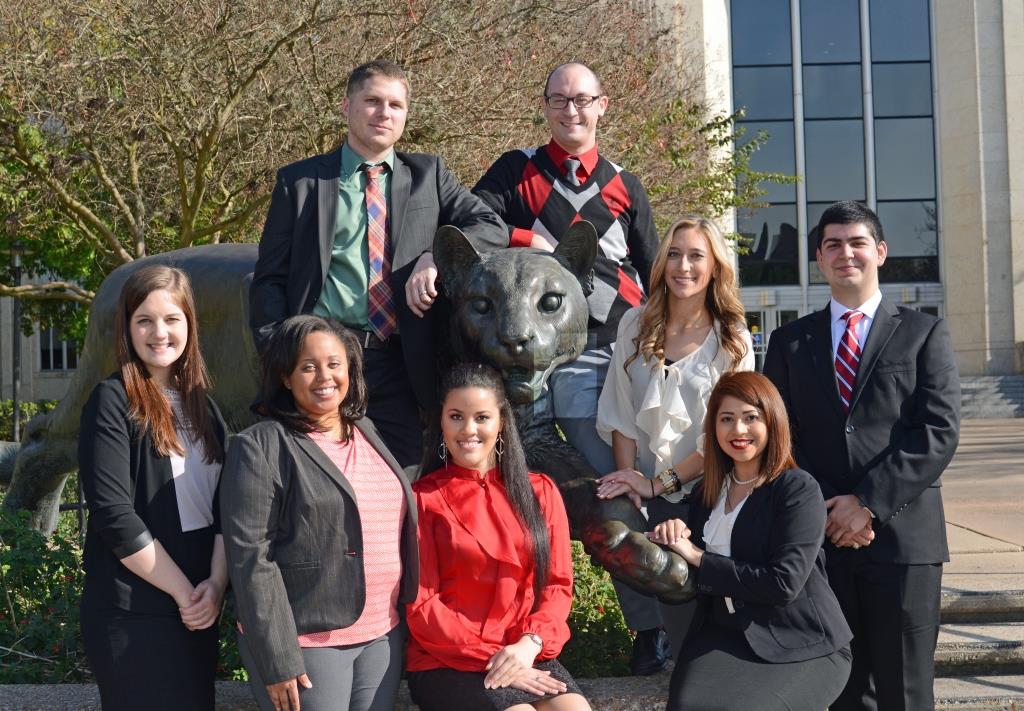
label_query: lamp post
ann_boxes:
[10,239,24,442]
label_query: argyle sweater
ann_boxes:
[473,145,658,347]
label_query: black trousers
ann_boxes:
[363,339,425,469]
[826,553,943,711]
[80,601,218,711]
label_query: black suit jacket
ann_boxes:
[249,147,508,408]
[220,417,418,685]
[686,469,852,663]
[79,374,228,615]
[763,298,961,564]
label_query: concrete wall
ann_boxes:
[934,0,1020,374]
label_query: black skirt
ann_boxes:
[408,658,584,711]
[81,601,218,711]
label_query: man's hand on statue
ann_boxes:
[529,233,555,252]
[406,252,438,317]
[596,468,648,508]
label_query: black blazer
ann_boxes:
[79,374,228,615]
[686,469,852,663]
[763,299,961,564]
[220,417,419,685]
[249,147,508,409]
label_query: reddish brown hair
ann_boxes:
[701,371,795,508]
[113,265,223,463]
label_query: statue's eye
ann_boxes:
[538,293,563,313]
[471,298,492,315]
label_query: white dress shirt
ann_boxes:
[829,290,883,359]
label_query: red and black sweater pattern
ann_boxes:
[473,145,659,347]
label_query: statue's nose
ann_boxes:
[500,330,534,354]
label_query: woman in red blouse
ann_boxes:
[406,363,592,711]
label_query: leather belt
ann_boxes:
[349,328,399,350]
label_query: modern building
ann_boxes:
[679,0,1024,375]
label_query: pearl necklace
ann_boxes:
[727,470,757,487]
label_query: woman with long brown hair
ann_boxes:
[79,265,228,710]
[594,216,753,653]
[649,371,851,710]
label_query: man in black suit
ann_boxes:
[763,200,960,710]
[250,59,507,467]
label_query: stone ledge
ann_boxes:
[0,677,672,711]
[2,674,1023,711]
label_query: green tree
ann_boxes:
[2,0,783,340]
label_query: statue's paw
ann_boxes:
[582,519,696,604]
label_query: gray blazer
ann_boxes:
[221,417,418,685]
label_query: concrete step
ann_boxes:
[936,623,1024,675]
[943,590,1024,623]
[935,674,1024,710]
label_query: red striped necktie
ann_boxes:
[364,164,396,340]
[835,310,865,412]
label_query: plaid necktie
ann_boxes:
[363,164,396,340]
[564,157,581,186]
[835,310,865,412]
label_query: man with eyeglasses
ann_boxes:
[473,61,664,675]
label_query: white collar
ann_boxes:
[829,290,882,325]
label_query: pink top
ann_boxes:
[297,427,405,647]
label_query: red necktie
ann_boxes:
[835,310,865,412]
[364,165,396,340]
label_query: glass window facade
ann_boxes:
[731,0,938,287]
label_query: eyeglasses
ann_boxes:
[544,94,603,109]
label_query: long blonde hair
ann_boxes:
[625,216,748,371]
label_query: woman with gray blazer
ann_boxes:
[221,316,418,711]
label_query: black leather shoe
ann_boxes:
[630,627,671,675]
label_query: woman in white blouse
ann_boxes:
[595,216,753,650]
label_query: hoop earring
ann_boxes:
[496,434,505,458]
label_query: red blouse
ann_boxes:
[405,464,573,673]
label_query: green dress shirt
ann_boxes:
[313,143,395,329]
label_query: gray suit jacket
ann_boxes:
[221,416,418,684]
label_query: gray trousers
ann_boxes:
[546,340,664,632]
[238,624,404,711]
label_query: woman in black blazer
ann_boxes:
[79,265,228,711]
[221,315,418,711]
[648,371,852,711]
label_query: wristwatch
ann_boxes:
[523,632,543,650]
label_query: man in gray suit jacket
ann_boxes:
[250,60,507,467]
[764,201,960,710]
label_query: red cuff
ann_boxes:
[510,227,534,248]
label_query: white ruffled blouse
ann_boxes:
[596,306,755,503]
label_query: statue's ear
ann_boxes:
[553,220,598,296]
[433,225,481,298]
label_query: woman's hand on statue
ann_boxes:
[507,668,568,696]
[483,639,540,689]
[647,519,704,566]
[265,674,312,711]
[596,468,649,508]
